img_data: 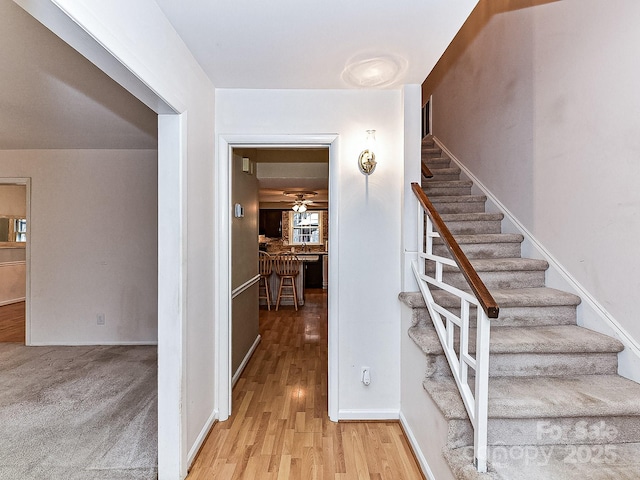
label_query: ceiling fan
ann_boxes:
[282,191,318,212]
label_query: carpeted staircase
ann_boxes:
[400,137,640,479]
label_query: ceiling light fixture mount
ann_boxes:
[342,53,408,89]
[283,191,318,213]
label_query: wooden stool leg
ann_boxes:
[276,277,285,311]
[290,276,298,311]
[264,276,271,311]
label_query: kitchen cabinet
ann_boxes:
[304,257,323,288]
[259,210,283,238]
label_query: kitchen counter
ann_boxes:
[259,252,329,308]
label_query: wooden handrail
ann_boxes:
[411,182,499,318]
[421,162,433,179]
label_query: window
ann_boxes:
[289,212,323,245]
[14,219,27,242]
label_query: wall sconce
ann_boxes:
[358,129,377,175]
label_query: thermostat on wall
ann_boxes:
[234,203,244,218]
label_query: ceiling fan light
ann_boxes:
[298,204,307,213]
[292,204,300,212]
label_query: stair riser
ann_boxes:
[412,305,578,328]
[429,173,462,182]
[429,270,546,290]
[442,220,503,235]
[424,159,451,168]
[429,202,486,214]
[433,242,521,259]
[423,185,472,196]
[425,352,618,378]
[422,148,442,156]
[450,416,640,447]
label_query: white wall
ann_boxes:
[424,0,640,343]
[216,89,404,417]
[20,2,218,476]
[0,149,157,343]
[0,185,26,216]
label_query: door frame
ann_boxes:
[0,178,31,344]
[215,134,340,422]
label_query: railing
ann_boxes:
[410,182,498,473]
[421,162,434,179]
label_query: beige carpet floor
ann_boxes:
[0,344,157,480]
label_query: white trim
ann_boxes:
[433,135,640,383]
[157,113,188,478]
[427,95,433,136]
[214,136,232,422]
[216,133,340,424]
[399,411,436,480]
[187,409,219,468]
[0,178,30,344]
[231,274,260,299]
[327,137,340,422]
[338,409,400,421]
[232,334,261,387]
[0,298,26,307]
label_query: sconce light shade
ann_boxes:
[358,129,377,175]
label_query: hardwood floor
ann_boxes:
[0,301,25,343]
[187,290,424,480]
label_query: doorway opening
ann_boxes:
[216,134,339,423]
[228,146,330,397]
[0,179,29,345]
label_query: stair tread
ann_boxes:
[424,180,473,188]
[428,257,549,273]
[409,324,624,355]
[424,158,451,165]
[489,442,640,480]
[446,443,640,480]
[435,233,524,244]
[440,212,504,221]
[425,374,640,420]
[400,287,581,309]
[430,195,487,204]
[427,166,461,174]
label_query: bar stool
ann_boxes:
[274,254,300,311]
[258,251,273,310]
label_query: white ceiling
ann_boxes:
[2,0,478,150]
[1,0,157,150]
[154,0,478,89]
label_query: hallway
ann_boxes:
[188,290,423,479]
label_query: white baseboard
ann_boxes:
[232,334,261,387]
[0,297,25,307]
[187,409,219,468]
[399,411,436,480]
[338,408,399,421]
[433,136,640,384]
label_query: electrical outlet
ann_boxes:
[97,313,105,326]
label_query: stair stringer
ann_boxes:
[400,298,493,480]
[431,135,640,384]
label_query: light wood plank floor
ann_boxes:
[0,301,25,343]
[187,290,424,480]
